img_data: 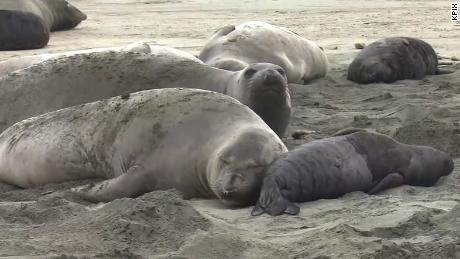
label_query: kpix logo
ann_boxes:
[453,2,458,21]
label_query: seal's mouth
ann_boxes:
[216,167,265,207]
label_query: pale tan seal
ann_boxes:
[199,21,329,84]
[0,47,290,136]
[0,88,288,206]
[0,42,159,77]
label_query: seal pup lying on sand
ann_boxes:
[252,129,454,216]
[199,21,328,84]
[347,37,451,84]
[0,0,86,50]
[0,88,287,205]
[0,47,290,136]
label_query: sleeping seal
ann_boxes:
[0,0,86,50]
[347,37,451,84]
[252,130,454,216]
[0,47,290,136]
[0,88,288,205]
[199,21,328,84]
[0,42,178,77]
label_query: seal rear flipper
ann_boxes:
[332,127,368,137]
[367,172,404,195]
[0,10,49,50]
[72,165,154,202]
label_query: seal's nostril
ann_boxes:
[264,72,279,83]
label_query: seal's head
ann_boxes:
[362,59,394,83]
[251,153,301,216]
[236,63,289,102]
[234,63,291,136]
[207,128,286,206]
[48,0,87,31]
[421,147,455,178]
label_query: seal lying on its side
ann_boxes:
[0,88,287,205]
[0,0,86,50]
[0,47,290,136]
[252,130,454,216]
[199,21,328,84]
[347,37,450,84]
[0,42,175,77]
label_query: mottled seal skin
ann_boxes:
[347,37,447,84]
[252,130,454,216]
[0,42,156,77]
[0,88,287,205]
[0,0,86,50]
[0,47,291,136]
[199,21,328,84]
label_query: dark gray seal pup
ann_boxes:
[252,130,454,216]
[199,21,328,84]
[347,37,451,84]
[0,88,288,205]
[0,0,86,50]
[0,47,291,137]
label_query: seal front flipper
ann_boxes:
[251,196,299,216]
[367,172,404,195]
[72,165,155,202]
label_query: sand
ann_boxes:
[0,0,460,258]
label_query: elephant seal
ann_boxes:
[0,47,290,136]
[347,37,451,84]
[0,0,86,50]
[199,21,328,84]
[0,42,157,77]
[252,130,454,216]
[0,88,288,205]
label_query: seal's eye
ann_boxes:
[276,69,285,75]
[244,68,257,78]
[220,157,231,165]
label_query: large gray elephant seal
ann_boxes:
[0,88,288,205]
[0,42,164,77]
[0,0,86,50]
[0,47,291,136]
[347,37,451,84]
[199,21,328,84]
[252,129,454,216]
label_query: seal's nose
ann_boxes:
[264,70,282,83]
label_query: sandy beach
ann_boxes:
[0,0,459,258]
